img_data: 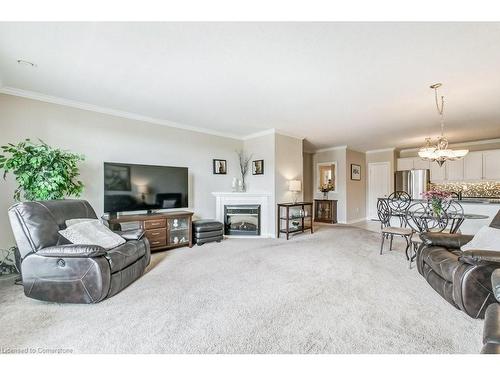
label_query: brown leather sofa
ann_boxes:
[482,269,500,353]
[416,210,500,319]
[8,199,150,303]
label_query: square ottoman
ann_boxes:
[192,220,224,246]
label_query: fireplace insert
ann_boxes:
[224,205,261,236]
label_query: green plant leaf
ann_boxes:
[0,139,85,201]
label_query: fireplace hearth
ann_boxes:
[224,205,261,236]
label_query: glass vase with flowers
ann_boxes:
[319,179,335,199]
[422,190,452,216]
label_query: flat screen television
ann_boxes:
[104,162,188,214]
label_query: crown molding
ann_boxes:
[365,147,396,154]
[242,128,276,140]
[399,138,500,153]
[0,86,244,140]
[242,128,305,141]
[315,145,348,153]
[274,129,305,141]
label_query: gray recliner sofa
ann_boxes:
[416,209,500,318]
[8,199,150,303]
[482,269,500,353]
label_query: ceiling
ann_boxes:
[1,22,500,151]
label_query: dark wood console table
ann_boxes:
[107,211,193,251]
[314,199,337,224]
[277,202,314,240]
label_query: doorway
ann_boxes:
[367,162,391,220]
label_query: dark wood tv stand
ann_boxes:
[107,211,194,251]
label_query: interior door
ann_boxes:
[368,162,390,220]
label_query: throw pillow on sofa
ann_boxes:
[461,226,500,252]
[65,218,100,227]
[59,220,126,250]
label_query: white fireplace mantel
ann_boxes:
[212,192,273,238]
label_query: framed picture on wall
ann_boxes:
[351,164,361,181]
[213,159,227,175]
[252,160,264,175]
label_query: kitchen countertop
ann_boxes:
[458,198,500,204]
[415,198,500,205]
[379,197,500,205]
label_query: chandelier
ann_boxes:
[418,83,469,166]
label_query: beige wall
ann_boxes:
[243,134,275,194]
[275,133,303,205]
[243,133,276,234]
[0,94,243,248]
[346,149,366,222]
[313,147,347,223]
[302,152,314,202]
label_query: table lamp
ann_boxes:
[289,180,302,204]
[137,185,150,203]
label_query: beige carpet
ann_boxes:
[0,225,483,354]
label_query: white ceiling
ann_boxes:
[1,22,500,151]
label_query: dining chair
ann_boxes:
[377,199,413,257]
[387,191,412,227]
[405,201,449,268]
[443,200,464,233]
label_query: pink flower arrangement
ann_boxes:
[421,190,452,200]
[422,190,452,216]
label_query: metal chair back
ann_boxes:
[377,199,392,229]
[405,201,449,234]
[444,200,464,233]
[387,191,412,213]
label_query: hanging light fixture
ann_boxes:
[418,83,469,166]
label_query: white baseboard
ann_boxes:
[345,217,368,225]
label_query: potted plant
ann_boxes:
[422,190,452,216]
[0,139,85,201]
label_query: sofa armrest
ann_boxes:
[483,303,500,346]
[420,232,474,249]
[492,269,500,302]
[113,228,145,241]
[37,244,107,258]
[460,250,500,266]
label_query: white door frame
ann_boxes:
[367,161,391,220]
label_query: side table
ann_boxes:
[277,202,314,240]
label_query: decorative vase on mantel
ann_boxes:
[232,177,239,192]
[323,191,328,199]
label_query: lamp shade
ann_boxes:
[289,180,302,192]
[137,185,150,194]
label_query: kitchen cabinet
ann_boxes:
[397,158,415,171]
[397,157,430,171]
[430,162,446,182]
[464,151,483,180]
[446,159,464,181]
[397,149,500,182]
[483,150,500,180]
[413,158,430,170]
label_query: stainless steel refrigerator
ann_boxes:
[394,170,430,199]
